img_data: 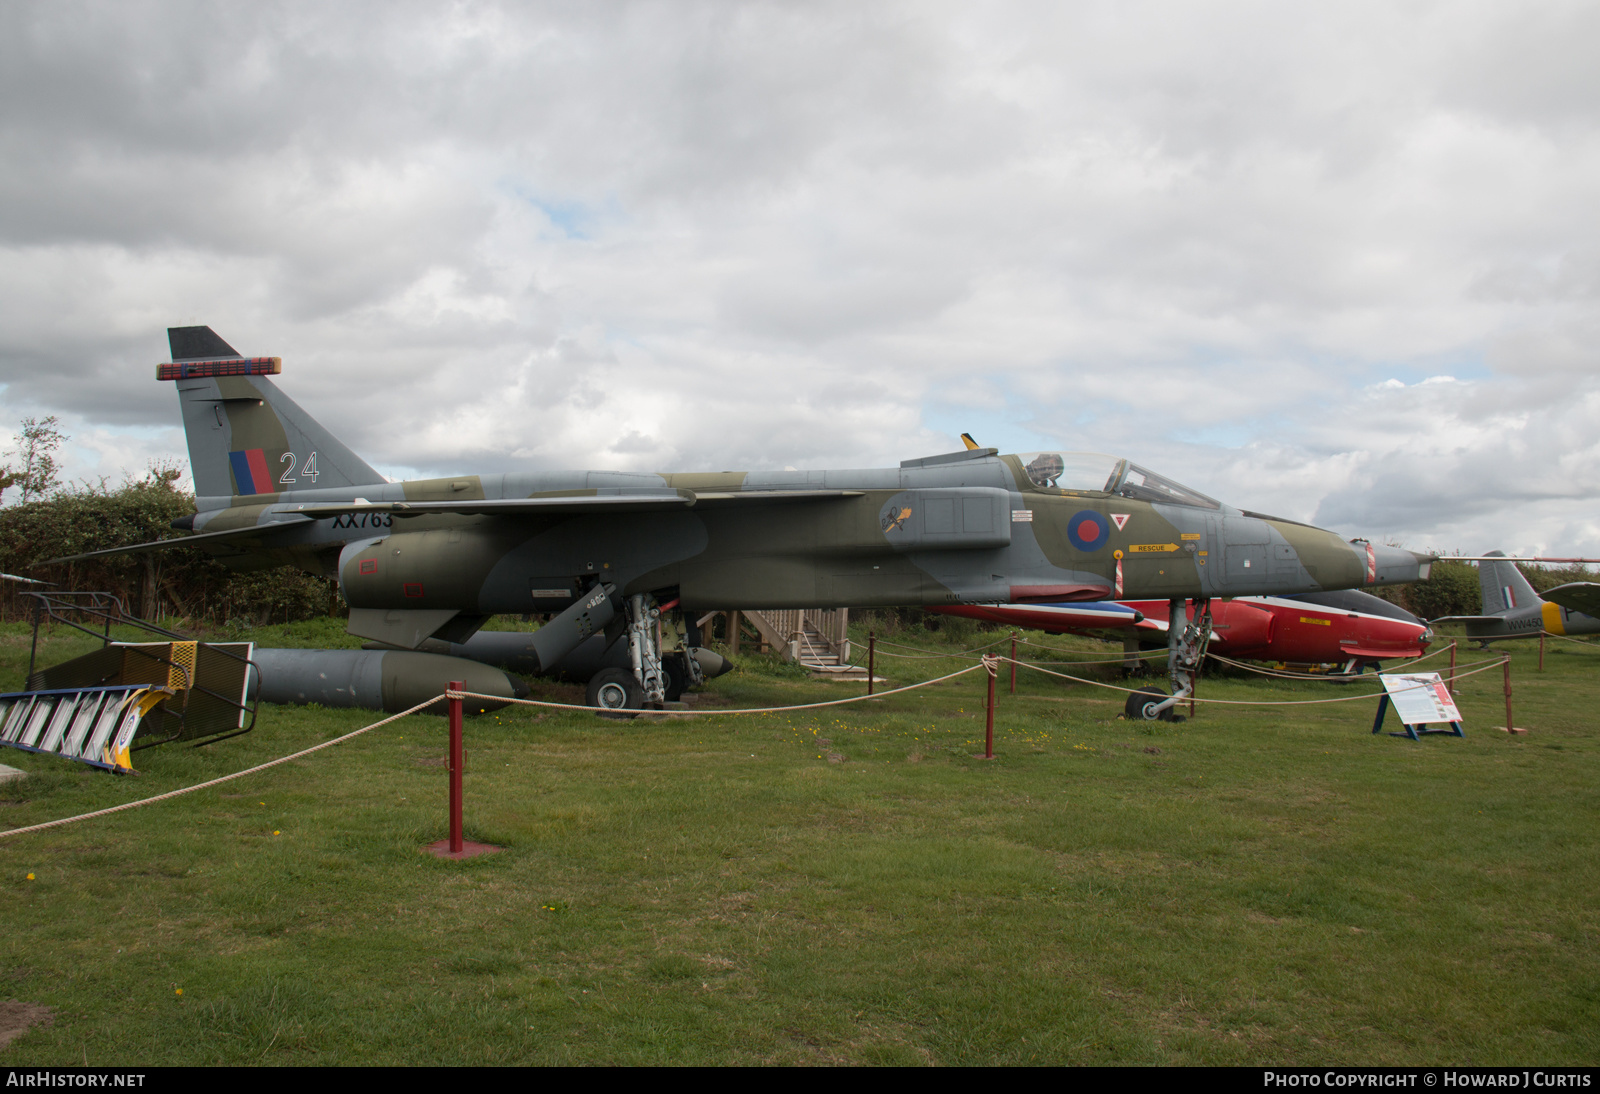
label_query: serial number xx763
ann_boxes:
[329,512,393,530]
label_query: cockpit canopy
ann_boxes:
[1012,452,1220,509]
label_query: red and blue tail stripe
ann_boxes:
[228,449,275,495]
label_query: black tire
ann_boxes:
[1124,685,1174,722]
[660,653,688,702]
[587,667,643,719]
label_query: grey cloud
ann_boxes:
[2,1,1599,555]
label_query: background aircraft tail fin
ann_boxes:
[164,326,386,501]
[1477,550,1541,616]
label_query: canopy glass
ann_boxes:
[1012,452,1219,509]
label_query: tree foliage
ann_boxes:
[1389,559,1481,619]
[0,469,337,626]
[1371,555,1600,621]
[0,416,65,504]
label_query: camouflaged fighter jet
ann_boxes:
[51,326,1435,717]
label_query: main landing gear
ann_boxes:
[1125,597,1213,722]
[586,593,706,717]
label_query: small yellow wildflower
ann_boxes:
[26,873,34,881]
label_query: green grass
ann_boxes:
[1,621,1598,1065]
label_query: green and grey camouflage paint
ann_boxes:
[57,327,1434,671]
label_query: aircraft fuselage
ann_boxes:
[186,454,1430,625]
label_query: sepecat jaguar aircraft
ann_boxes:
[50,327,1435,716]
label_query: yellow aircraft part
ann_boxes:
[102,687,176,773]
[1542,600,1566,636]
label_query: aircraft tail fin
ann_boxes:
[163,326,386,502]
[1477,550,1541,616]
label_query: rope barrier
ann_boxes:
[861,647,970,660]
[0,696,443,841]
[1,633,1518,840]
[452,661,990,718]
[869,635,1012,658]
[1201,648,1481,680]
[1403,643,1458,666]
[1016,635,1138,661]
[865,644,1140,668]
[1203,651,1366,680]
[1536,631,1600,648]
[858,631,1135,668]
[1012,655,1506,705]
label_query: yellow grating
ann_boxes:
[167,642,198,690]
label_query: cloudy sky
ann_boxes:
[2,1,1598,556]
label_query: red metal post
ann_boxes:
[1010,632,1017,694]
[448,679,464,854]
[867,631,875,696]
[985,663,996,760]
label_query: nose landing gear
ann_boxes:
[1128,597,1213,721]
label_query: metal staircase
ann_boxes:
[0,684,174,773]
[0,591,258,774]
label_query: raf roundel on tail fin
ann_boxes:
[160,326,386,500]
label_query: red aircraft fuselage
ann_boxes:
[938,589,1430,666]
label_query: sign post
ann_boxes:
[1501,652,1526,734]
[1372,672,1465,741]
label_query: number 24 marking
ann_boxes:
[279,451,319,485]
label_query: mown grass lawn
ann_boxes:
[1,620,1597,1065]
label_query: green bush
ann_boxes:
[0,472,337,627]
[1394,559,1482,620]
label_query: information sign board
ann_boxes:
[1372,672,1464,740]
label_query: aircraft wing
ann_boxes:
[40,491,869,565]
[287,489,863,519]
[41,519,315,565]
[1426,615,1508,625]
[1542,582,1600,617]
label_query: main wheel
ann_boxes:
[660,652,689,702]
[587,667,644,719]
[1124,685,1174,722]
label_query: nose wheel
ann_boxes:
[1125,685,1179,721]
